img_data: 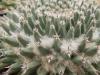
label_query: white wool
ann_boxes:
[60,40,79,52]
[40,36,54,48]
[92,28,100,40]
[70,40,80,51]
[60,35,84,53]
[60,40,69,51]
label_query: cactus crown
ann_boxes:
[0,0,100,75]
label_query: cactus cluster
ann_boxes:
[0,0,100,75]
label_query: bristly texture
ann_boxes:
[0,0,100,75]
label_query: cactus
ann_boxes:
[0,0,100,75]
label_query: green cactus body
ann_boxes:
[0,0,100,75]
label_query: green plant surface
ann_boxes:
[0,0,100,75]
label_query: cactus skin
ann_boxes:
[0,0,100,75]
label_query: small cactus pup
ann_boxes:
[0,0,100,75]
